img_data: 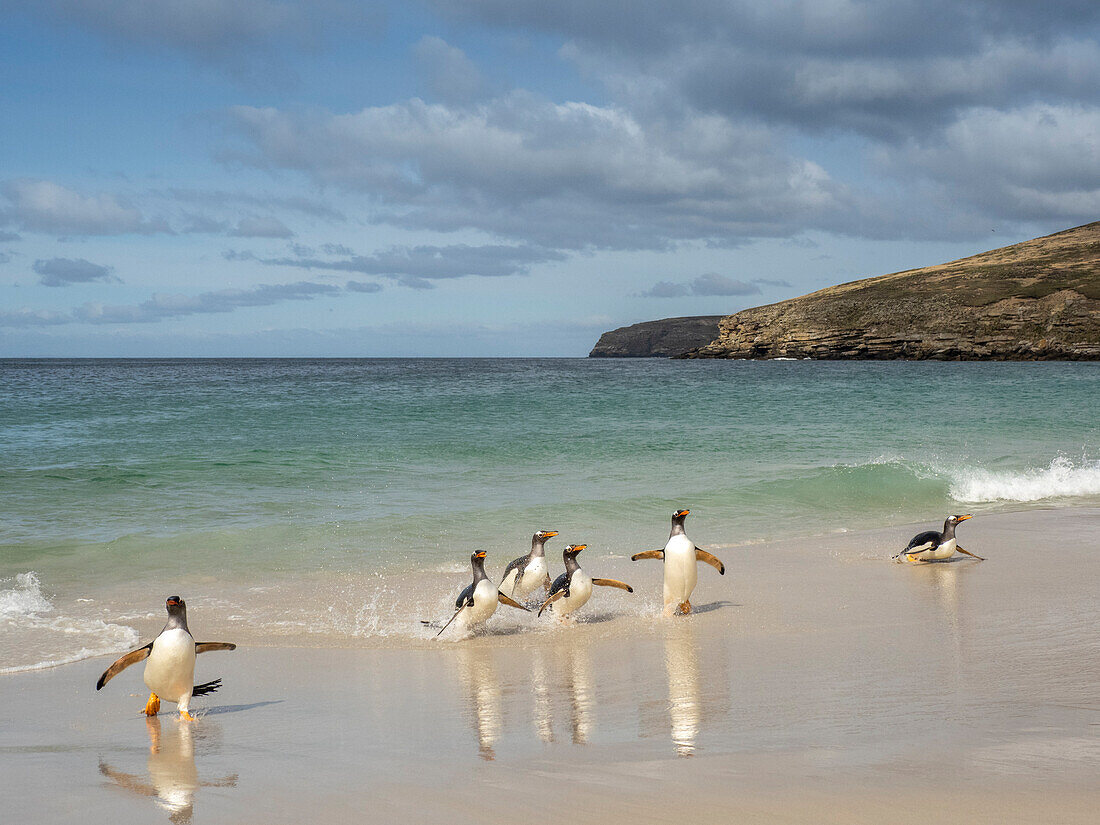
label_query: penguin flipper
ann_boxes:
[591,578,633,593]
[695,549,725,574]
[195,642,236,654]
[537,590,566,617]
[436,606,465,637]
[631,549,664,562]
[96,642,153,690]
[497,592,530,611]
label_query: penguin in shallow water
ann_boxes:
[895,514,983,562]
[538,545,634,619]
[96,596,236,720]
[437,551,529,636]
[500,530,558,600]
[631,509,725,616]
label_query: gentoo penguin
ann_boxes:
[500,530,558,599]
[895,514,983,562]
[537,545,634,619]
[96,596,236,720]
[437,551,529,636]
[631,509,725,616]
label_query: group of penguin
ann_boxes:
[95,509,980,719]
[432,508,726,636]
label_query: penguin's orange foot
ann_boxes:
[143,693,160,716]
[179,710,195,721]
[678,601,692,615]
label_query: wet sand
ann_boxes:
[2,507,1098,823]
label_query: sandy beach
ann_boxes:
[2,507,1098,823]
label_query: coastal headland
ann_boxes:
[590,222,1100,360]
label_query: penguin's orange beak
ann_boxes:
[475,551,487,559]
[956,514,972,522]
[166,597,180,606]
[675,509,690,518]
[543,531,559,537]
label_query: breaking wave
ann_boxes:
[0,572,140,674]
[949,456,1100,503]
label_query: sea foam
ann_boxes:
[0,572,140,674]
[950,456,1100,503]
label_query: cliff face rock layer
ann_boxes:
[589,316,723,357]
[685,222,1100,360]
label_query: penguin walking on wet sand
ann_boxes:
[538,545,634,619]
[500,530,558,600]
[436,551,530,636]
[631,509,725,616]
[96,596,236,720]
[895,515,983,562]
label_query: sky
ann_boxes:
[1,1,1098,357]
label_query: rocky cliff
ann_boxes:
[588,315,724,357]
[684,222,1100,360]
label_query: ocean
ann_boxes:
[2,358,1098,672]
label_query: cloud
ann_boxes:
[424,1,1100,238]
[893,103,1100,221]
[3,179,169,236]
[638,281,690,298]
[689,273,761,296]
[230,215,295,238]
[255,242,565,286]
[0,231,21,242]
[226,96,845,249]
[414,36,487,104]
[74,281,340,324]
[32,257,117,287]
[346,280,383,293]
[11,1,382,84]
[638,273,793,298]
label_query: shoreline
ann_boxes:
[4,507,1098,822]
[2,505,1098,666]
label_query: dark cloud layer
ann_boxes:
[33,257,116,287]
[242,242,566,287]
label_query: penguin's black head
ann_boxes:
[672,509,690,523]
[947,514,972,526]
[534,530,558,542]
[563,544,586,557]
[165,596,185,613]
[471,550,487,564]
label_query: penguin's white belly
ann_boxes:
[143,629,195,702]
[514,556,547,597]
[554,572,592,617]
[463,580,500,627]
[663,536,698,604]
[911,537,956,561]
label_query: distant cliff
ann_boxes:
[584,223,1098,361]
[685,222,1100,360]
[589,316,724,358]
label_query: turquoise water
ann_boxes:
[2,358,1099,669]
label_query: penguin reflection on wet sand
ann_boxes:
[894,514,984,563]
[632,509,725,616]
[500,530,558,601]
[436,551,530,636]
[538,545,634,619]
[96,596,236,720]
[98,716,237,825]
